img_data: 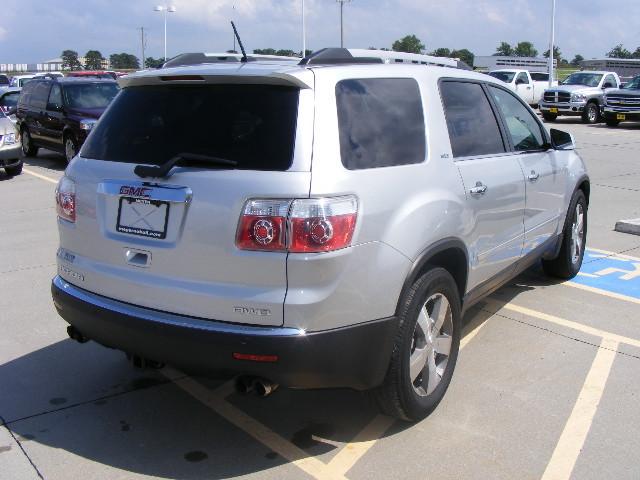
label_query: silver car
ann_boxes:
[51,48,589,421]
[0,108,22,175]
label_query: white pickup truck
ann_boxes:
[488,69,557,106]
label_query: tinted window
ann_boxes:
[336,78,425,169]
[63,83,119,109]
[18,82,35,106]
[0,75,8,86]
[82,84,299,171]
[48,84,63,109]
[440,81,505,158]
[516,72,529,84]
[488,71,516,83]
[0,92,20,110]
[530,72,549,81]
[489,86,545,151]
[623,76,640,90]
[30,81,51,109]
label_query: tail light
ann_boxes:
[56,176,76,223]
[236,196,358,253]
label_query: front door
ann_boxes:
[40,83,65,150]
[515,72,534,104]
[440,80,526,292]
[488,85,566,254]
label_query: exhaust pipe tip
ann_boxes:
[67,325,89,343]
[252,378,279,397]
[126,353,165,370]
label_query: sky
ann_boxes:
[1,0,639,64]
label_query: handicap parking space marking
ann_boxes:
[565,248,640,303]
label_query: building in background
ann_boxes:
[0,56,109,73]
[580,58,640,80]
[474,56,557,72]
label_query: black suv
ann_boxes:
[16,78,119,162]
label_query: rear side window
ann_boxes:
[336,78,425,170]
[1,92,20,110]
[30,81,51,110]
[81,84,299,171]
[439,81,506,158]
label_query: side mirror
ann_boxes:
[550,128,575,151]
[602,82,613,89]
[515,78,525,85]
[619,83,625,89]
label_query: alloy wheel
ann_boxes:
[571,203,584,265]
[409,293,453,397]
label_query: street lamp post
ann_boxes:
[548,0,556,89]
[336,0,352,48]
[154,5,176,62]
[302,0,306,58]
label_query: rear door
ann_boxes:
[25,81,51,144]
[488,85,565,254]
[440,80,525,291]
[61,79,314,326]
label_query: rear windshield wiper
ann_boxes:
[134,153,238,178]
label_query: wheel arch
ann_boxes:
[396,238,469,314]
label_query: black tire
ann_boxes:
[5,162,23,176]
[64,134,78,164]
[542,113,557,122]
[582,102,600,124]
[542,190,588,279]
[374,267,461,422]
[605,119,620,127]
[21,128,38,157]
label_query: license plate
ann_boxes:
[617,114,626,120]
[550,107,558,114]
[116,197,169,239]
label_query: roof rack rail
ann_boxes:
[300,48,471,70]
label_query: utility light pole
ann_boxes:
[302,0,306,57]
[139,27,146,69]
[548,0,556,88]
[336,0,352,48]
[154,5,176,62]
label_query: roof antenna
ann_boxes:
[231,21,248,62]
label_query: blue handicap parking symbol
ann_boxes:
[573,249,640,300]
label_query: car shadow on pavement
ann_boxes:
[23,150,67,172]
[0,336,410,478]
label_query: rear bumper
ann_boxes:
[51,276,398,390]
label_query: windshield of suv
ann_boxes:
[81,84,300,171]
[623,76,640,90]
[63,83,120,109]
[562,73,603,87]
[488,71,516,83]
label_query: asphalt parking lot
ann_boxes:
[1,119,640,480]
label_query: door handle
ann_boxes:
[469,182,487,195]
[528,171,540,182]
[526,86,532,90]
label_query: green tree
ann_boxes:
[607,44,632,59]
[61,50,83,71]
[253,48,277,55]
[543,46,562,63]
[570,54,584,67]
[431,47,451,57]
[84,50,105,70]
[494,42,513,56]
[109,53,140,70]
[144,57,164,68]
[513,41,538,57]
[392,35,425,54]
[632,47,640,59]
[451,49,474,67]
[275,49,297,57]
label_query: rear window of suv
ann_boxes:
[81,84,299,171]
[336,78,426,170]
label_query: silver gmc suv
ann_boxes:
[52,48,590,421]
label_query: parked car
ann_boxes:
[0,107,23,176]
[602,74,640,127]
[16,77,119,162]
[9,74,36,89]
[0,88,21,123]
[488,69,557,106]
[539,71,621,123]
[34,71,64,79]
[51,48,589,421]
[0,74,9,87]
[66,70,117,80]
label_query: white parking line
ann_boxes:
[541,338,619,480]
[22,168,58,184]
